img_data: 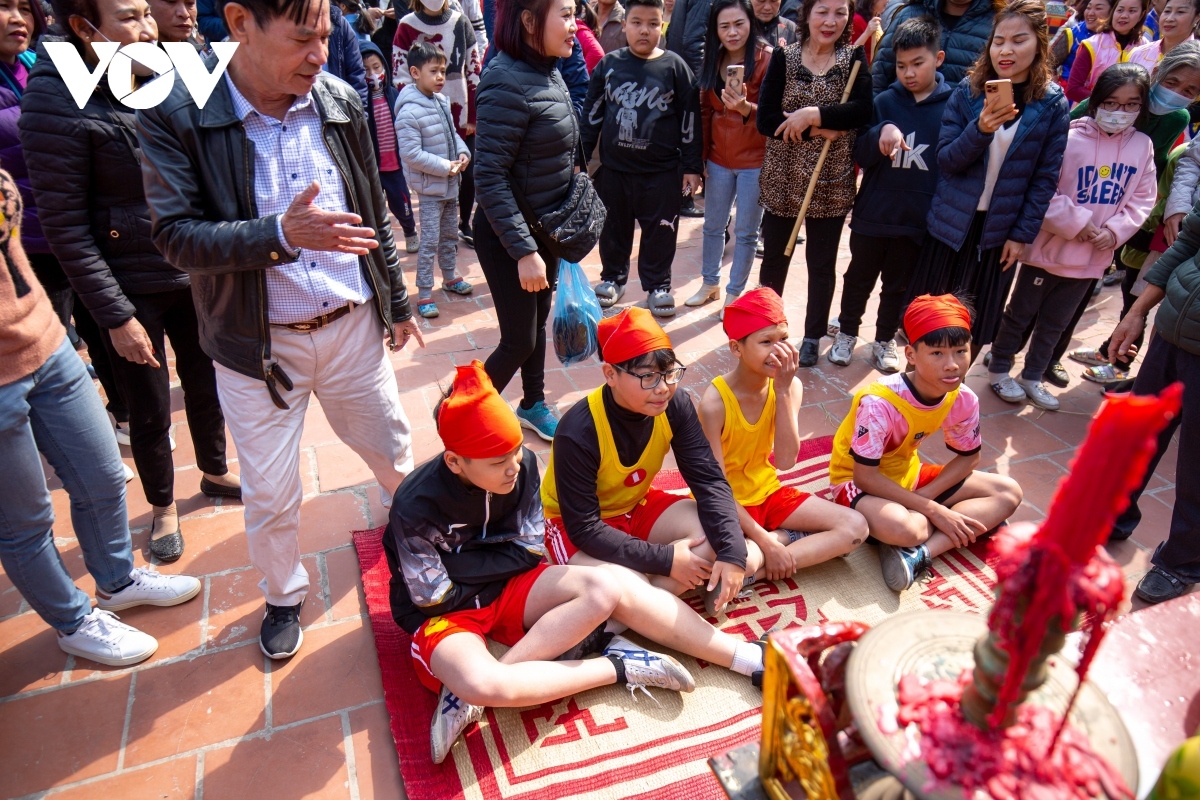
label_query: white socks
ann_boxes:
[604,620,629,635]
[730,641,764,677]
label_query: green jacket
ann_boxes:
[1121,143,1188,271]
[1145,203,1200,356]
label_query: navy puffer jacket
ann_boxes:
[926,78,1070,252]
[872,0,1000,95]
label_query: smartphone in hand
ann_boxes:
[726,64,745,97]
[984,78,1014,110]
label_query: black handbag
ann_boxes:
[509,109,607,264]
[511,170,607,264]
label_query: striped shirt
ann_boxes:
[225,74,372,325]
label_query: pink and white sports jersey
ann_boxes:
[850,373,982,462]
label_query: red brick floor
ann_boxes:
[0,212,1186,799]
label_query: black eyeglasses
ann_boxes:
[1099,99,1143,113]
[615,364,687,390]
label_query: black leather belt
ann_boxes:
[272,304,352,332]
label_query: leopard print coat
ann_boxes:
[758,44,860,219]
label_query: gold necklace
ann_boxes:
[804,42,836,75]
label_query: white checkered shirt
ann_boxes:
[225,74,372,325]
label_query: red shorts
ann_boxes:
[744,486,811,531]
[833,463,945,509]
[410,563,550,693]
[544,487,687,565]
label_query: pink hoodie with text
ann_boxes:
[1021,116,1157,280]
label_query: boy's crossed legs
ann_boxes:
[423,563,694,763]
[851,470,1021,589]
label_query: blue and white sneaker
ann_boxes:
[878,543,931,592]
[430,686,484,764]
[603,635,695,697]
[515,401,559,441]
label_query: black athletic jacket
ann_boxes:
[383,447,545,634]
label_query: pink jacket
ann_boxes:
[1021,117,1157,279]
[577,27,604,72]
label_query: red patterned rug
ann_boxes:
[352,435,1000,799]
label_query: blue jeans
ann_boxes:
[700,161,763,297]
[0,338,134,632]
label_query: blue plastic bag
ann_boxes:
[552,259,602,366]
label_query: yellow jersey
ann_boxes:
[542,386,674,519]
[712,375,781,507]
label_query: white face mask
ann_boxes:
[1095,107,1138,134]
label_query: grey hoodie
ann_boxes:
[394,83,470,200]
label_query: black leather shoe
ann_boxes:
[200,476,242,500]
[798,338,820,368]
[1043,362,1070,388]
[148,532,184,563]
[261,601,304,659]
[1134,566,1189,604]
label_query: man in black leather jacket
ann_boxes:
[137,0,426,660]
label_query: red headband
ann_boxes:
[437,361,524,458]
[723,287,787,340]
[597,307,673,364]
[904,295,972,344]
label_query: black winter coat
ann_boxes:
[19,47,186,329]
[872,0,1002,95]
[474,51,578,261]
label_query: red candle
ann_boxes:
[1035,384,1184,565]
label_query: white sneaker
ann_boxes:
[1017,378,1060,411]
[95,567,201,612]
[57,609,158,666]
[114,422,131,447]
[870,340,900,374]
[122,463,134,482]
[685,284,720,307]
[990,375,1026,404]
[828,332,856,366]
[169,431,176,452]
[603,635,696,696]
[430,686,484,764]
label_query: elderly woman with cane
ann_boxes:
[756,0,871,368]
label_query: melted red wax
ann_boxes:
[987,525,1125,732]
[895,671,1133,800]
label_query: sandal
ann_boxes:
[1082,363,1127,384]
[443,279,473,295]
[648,289,676,318]
[594,281,625,308]
[1068,347,1109,367]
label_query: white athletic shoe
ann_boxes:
[828,332,856,366]
[95,567,201,612]
[990,375,1027,404]
[114,422,131,446]
[122,463,134,482]
[57,608,158,666]
[603,635,696,696]
[1017,378,1060,411]
[430,686,484,764]
[870,340,900,374]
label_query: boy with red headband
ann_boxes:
[541,308,770,684]
[385,361,694,765]
[828,295,1023,591]
[699,289,869,612]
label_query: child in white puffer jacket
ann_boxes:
[395,42,474,319]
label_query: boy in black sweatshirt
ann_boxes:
[829,16,951,374]
[384,361,694,766]
[583,0,703,318]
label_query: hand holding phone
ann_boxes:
[980,79,1018,134]
[725,64,745,98]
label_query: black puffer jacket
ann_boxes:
[474,50,577,261]
[20,46,185,329]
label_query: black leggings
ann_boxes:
[475,210,559,408]
[759,211,847,341]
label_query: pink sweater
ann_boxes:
[1021,117,1157,280]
